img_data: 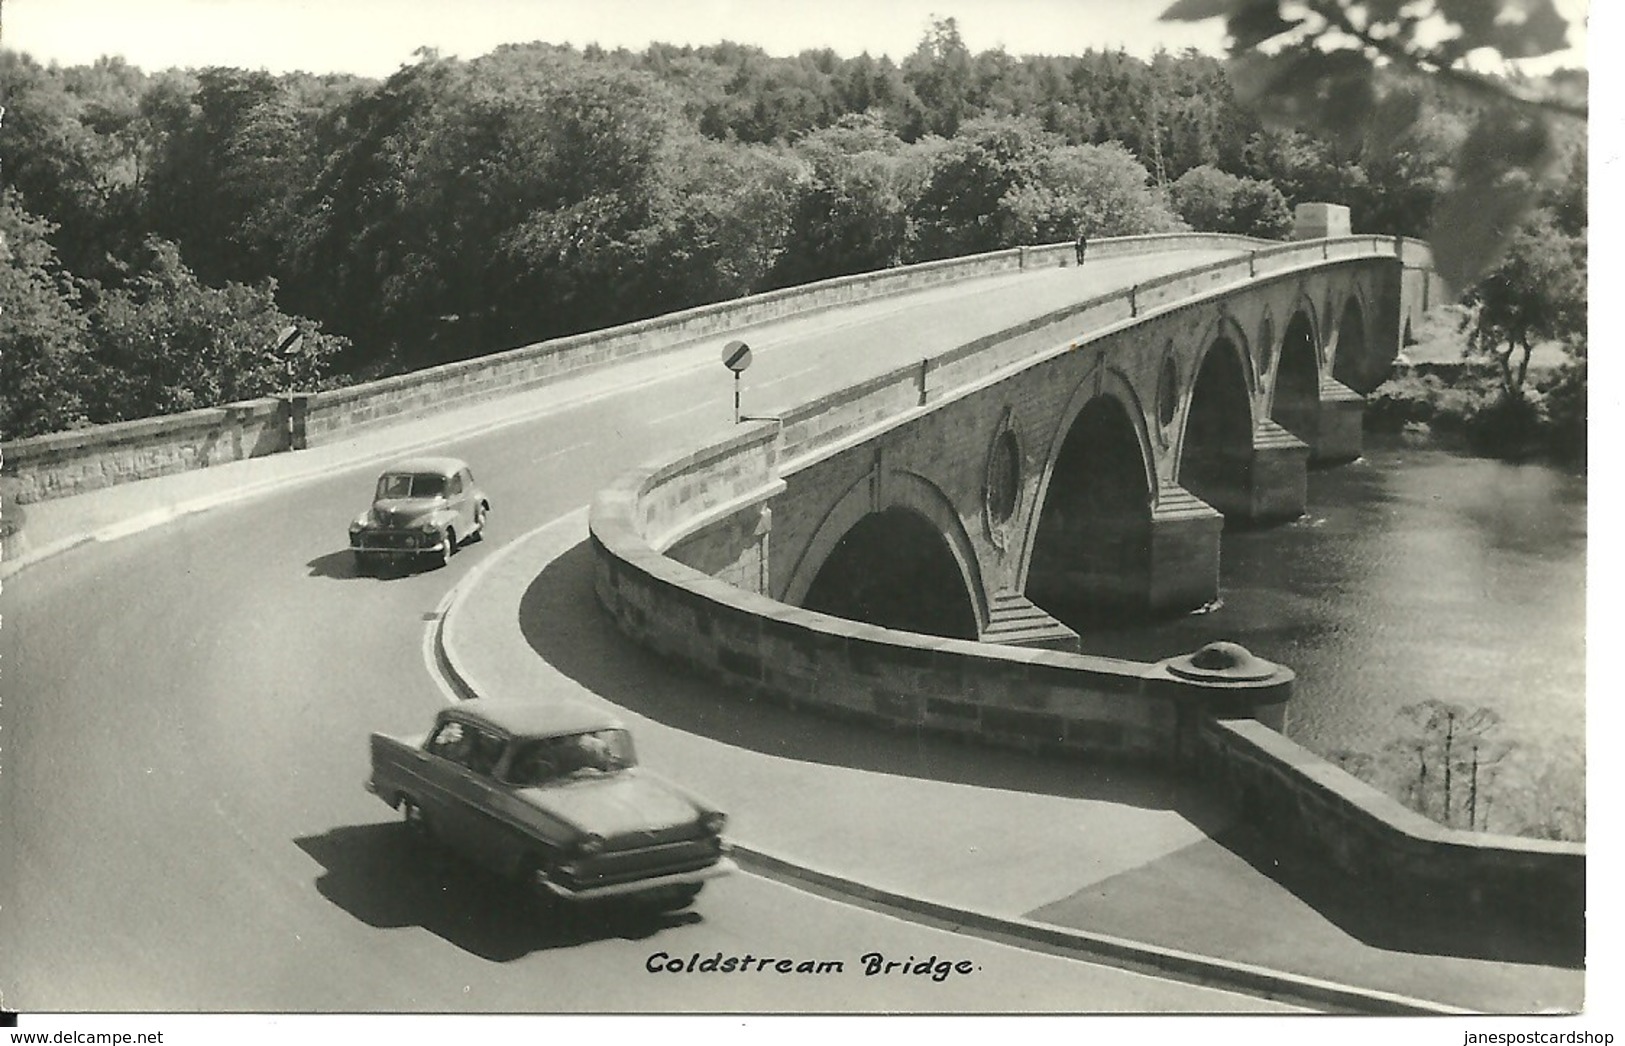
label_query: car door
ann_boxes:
[418,720,479,852]
[420,719,507,864]
[446,726,513,871]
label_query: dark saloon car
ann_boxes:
[348,456,488,571]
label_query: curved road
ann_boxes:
[1,252,1283,1012]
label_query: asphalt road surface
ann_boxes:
[1,251,1291,1013]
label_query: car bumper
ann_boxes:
[352,534,447,556]
[540,856,737,902]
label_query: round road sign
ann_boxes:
[721,339,752,372]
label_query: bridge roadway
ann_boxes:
[0,248,1578,1014]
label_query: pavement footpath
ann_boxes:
[4,341,1585,1017]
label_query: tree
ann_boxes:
[772,115,912,286]
[1161,0,1585,290]
[1001,142,1186,243]
[640,135,801,308]
[81,238,343,423]
[0,191,93,439]
[0,52,149,284]
[901,18,975,138]
[1169,164,1291,237]
[1464,207,1585,400]
[906,117,1053,260]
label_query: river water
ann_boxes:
[1071,438,1587,840]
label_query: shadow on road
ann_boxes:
[521,539,1228,827]
[1029,820,1584,1006]
[306,548,478,581]
[307,549,385,580]
[295,822,701,961]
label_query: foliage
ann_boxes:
[1538,357,1586,465]
[640,135,802,310]
[1161,0,1586,289]
[1332,697,1583,841]
[1000,141,1186,243]
[0,191,93,438]
[1464,207,1586,398]
[81,238,343,423]
[771,115,913,287]
[1168,163,1291,237]
[0,52,150,284]
[907,117,1182,261]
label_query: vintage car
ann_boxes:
[367,699,734,911]
[348,456,488,571]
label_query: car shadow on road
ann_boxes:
[307,549,437,580]
[521,539,1229,830]
[295,822,701,961]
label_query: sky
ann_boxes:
[0,0,1592,77]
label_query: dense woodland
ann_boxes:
[0,19,1588,443]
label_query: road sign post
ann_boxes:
[720,339,752,423]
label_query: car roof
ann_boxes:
[380,456,468,477]
[441,699,624,739]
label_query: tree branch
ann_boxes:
[1302,0,1587,122]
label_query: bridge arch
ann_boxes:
[1271,309,1321,447]
[1176,323,1257,522]
[783,469,985,639]
[1022,375,1156,621]
[1330,292,1374,391]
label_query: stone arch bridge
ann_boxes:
[589,232,1580,938]
[655,239,1422,653]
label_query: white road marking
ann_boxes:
[651,399,721,426]
[529,440,592,465]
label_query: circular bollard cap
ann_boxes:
[1166,641,1280,683]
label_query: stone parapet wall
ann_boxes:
[298,233,1281,446]
[591,403,1293,765]
[592,447,1286,764]
[1199,716,1584,946]
[777,237,1402,475]
[1,232,1276,505]
[2,397,288,504]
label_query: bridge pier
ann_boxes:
[1183,421,1309,526]
[981,591,1082,652]
[1313,377,1365,465]
[1026,482,1224,621]
[1248,420,1311,522]
[1148,483,1224,614]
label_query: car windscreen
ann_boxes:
[377,473,447,499]
[506,729,637,786]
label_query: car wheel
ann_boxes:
[353,550,373,575]
[401,798,432,845]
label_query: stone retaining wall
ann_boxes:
[1199,716,1584,946]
